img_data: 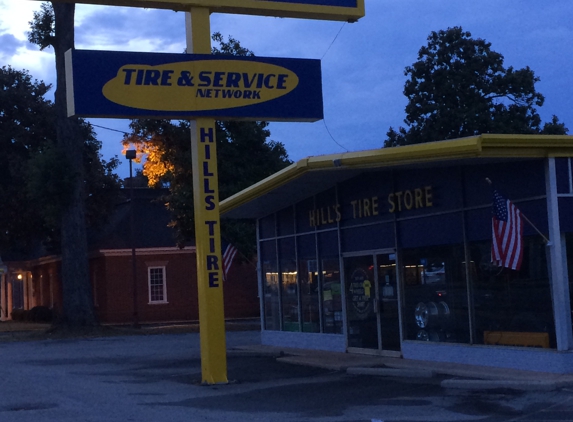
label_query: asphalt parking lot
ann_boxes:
[2,330,573,422]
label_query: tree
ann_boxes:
[384,27,568,147]
[123,33,291,255]
[0,66,121,253]
[27,3,121,327]
[0,66,55,253]
[26,126,122,247]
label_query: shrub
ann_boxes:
[28,306,53,323]
[10,309,29,321]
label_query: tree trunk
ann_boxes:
[52,2,96,327]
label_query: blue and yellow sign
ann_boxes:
[65,49,323,121]
[43,0,365,21]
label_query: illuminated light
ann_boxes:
[17,274,23,280]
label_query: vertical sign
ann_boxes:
[187,8,228,384]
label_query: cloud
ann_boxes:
[0,0,572,176]
[75,5,185,53]
[0,33,25,57]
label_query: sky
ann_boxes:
[1,0,572,178]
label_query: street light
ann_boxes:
[126,149,139,328]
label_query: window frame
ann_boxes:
[147,266,168,304]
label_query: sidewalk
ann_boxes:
[4,320,573,392]
[232,344,573,392]
[0,321,50,333]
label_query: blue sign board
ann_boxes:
[66,49,323,121]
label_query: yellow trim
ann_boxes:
[39,0,365,21]
[220,134,573,215]
[187,7,211,54]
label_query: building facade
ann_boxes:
[1,188,259,324]
[221,135,573,373]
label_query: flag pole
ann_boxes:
[486,178,550,244]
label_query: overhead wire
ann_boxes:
[320,22,349,152]
[90,123,130,136]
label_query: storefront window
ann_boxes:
[322,257,343,334]
[319,231,343,334]
[469,237,556,348]
[279,237,299,331]
[298,235,320,333]
[402,244,469,344]
[260,240,279,330]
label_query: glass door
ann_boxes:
[344,253,401,353]
[345,255,378,349]
[377,253,401,351]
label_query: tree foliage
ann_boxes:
[0,66,121,256]
[123,33,291,254]
[0,66,55,253]
[28,2,55,51]
[385,27,568,147]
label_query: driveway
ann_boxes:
[1,331,572,422]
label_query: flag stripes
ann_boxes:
[222,243,238,279]
[491,189,524,270]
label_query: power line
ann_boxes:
[91,123,130,136]
[321,22,349,152]
[323,118,348,152]
[322,22,346,60]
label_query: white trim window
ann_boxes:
[148,266,167,304]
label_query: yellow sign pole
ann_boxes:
[186,7,228,384]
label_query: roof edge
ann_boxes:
[220,136,482,215]
[220,134,573,216]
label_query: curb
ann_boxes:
[347,366,435,378]
[228,349,285,358]
[276,356,348,371]
[441,378,557,392]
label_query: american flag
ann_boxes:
[222,243,238,280]
[491,189,524,270]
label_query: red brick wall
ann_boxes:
[91,254,197,323]
[95,250,259,324]
[18,250,259,325]
[96,251,199,324]
[222,257,260,319]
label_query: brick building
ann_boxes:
[1,187,258,324]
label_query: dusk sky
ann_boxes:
[2,0,572,177]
